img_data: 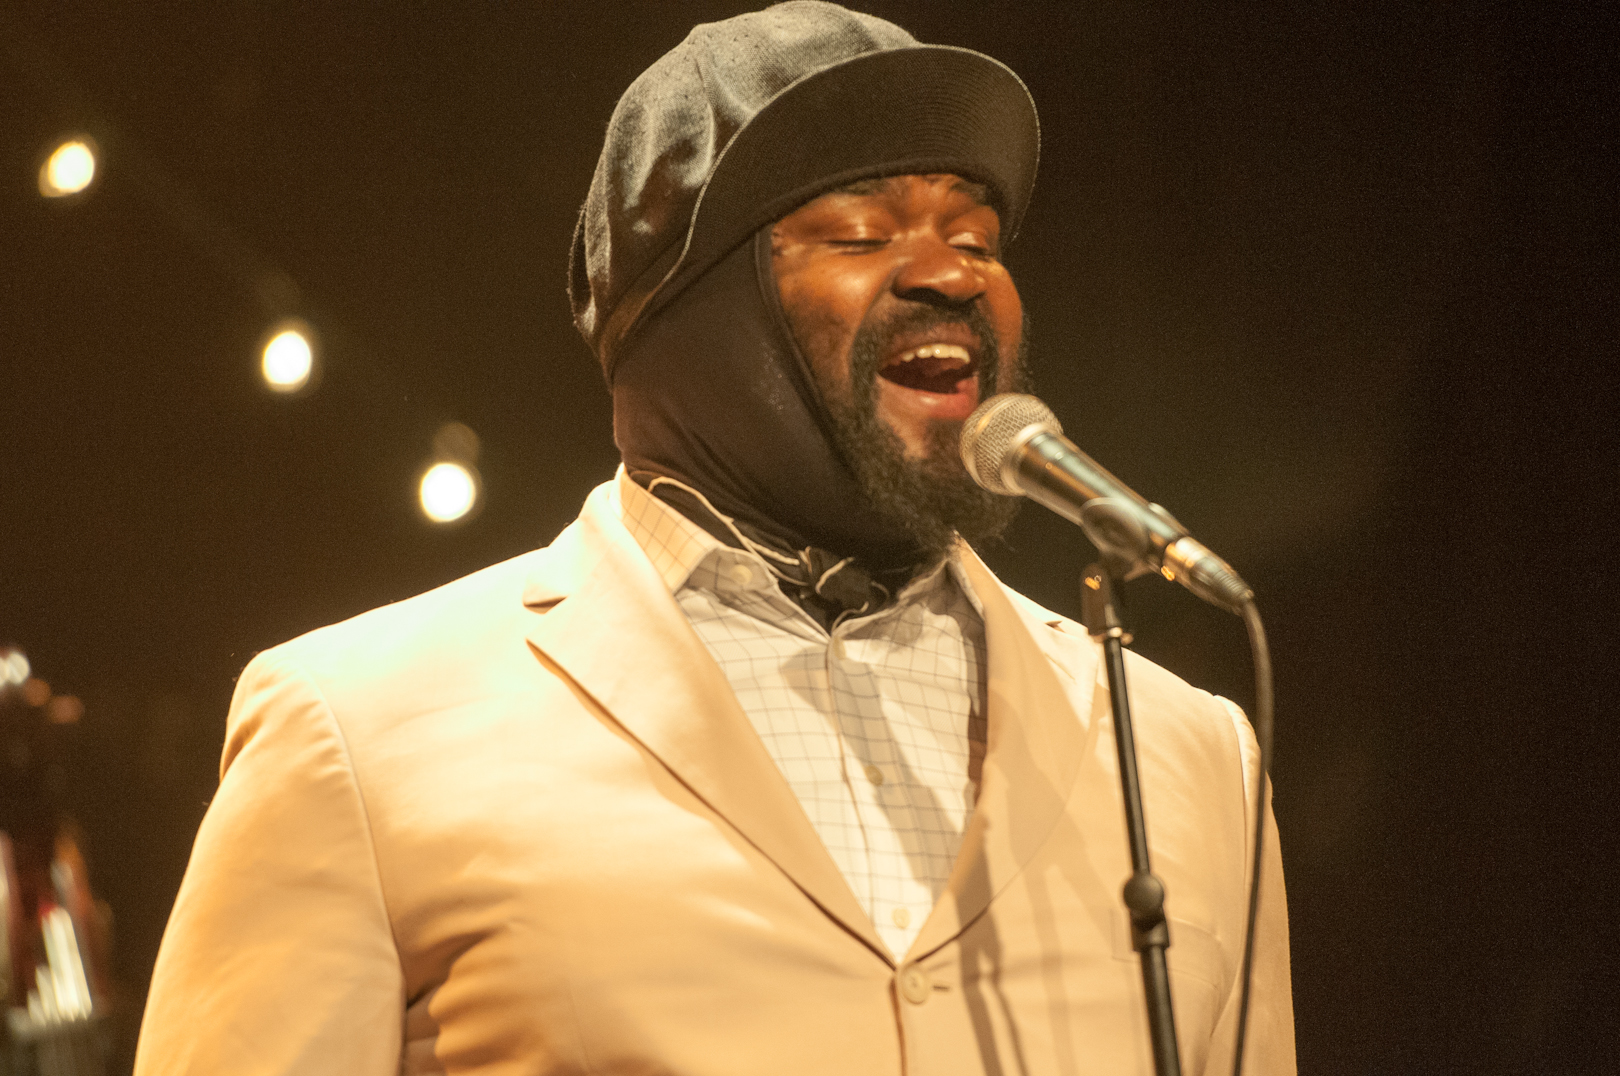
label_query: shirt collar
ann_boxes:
[615,466,986,621]
[615,466,725,594]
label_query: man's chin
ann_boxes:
[888,417,967,467]
[833,308,1029,560]
[842,409,1020,559]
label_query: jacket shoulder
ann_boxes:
[1001,584,1248,752]
[239,518,596,723]
[274,549,537,673]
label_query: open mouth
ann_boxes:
[878,343,977,395]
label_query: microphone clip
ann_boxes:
[1076,497,1162,583]
[1080,565,1135,645]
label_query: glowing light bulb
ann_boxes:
[262,326,313,391]
[40,139,96,197]
[420,462,478,523]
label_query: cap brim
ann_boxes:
[610,44,1039,373]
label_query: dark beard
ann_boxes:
[822,305,1030,560]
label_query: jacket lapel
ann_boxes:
[909,545,1101,960]
[521,485,886,958]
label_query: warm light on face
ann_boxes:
[420,462,478,523]
[262,328,313,391]
[40,139,96,197]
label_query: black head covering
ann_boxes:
[568,2,1039,579]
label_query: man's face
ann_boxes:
[771,173,1027,551]
[772,173,1024,455]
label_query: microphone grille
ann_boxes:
[959,393,1062,496]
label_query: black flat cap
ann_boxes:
[569,1,1040,379]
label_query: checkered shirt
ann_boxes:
[614,472,988,958]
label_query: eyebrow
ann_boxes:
[831,175,993,205]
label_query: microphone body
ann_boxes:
[961,394,1253,614]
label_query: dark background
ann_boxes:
[2,1,1613,1071]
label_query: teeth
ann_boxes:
[895,343,972,366]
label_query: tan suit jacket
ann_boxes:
[135,481,1294,1075]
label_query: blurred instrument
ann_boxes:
[1,647,108,1076]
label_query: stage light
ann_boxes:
[262,325,313,391]
[2,650,28,686]
[420,462,479,523]
[47,695,85,725]
[40,139,96,197]
[23,678,51,707]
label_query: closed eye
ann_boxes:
[949,233,997,258]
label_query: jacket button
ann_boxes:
[899,966,932,1004]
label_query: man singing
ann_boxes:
[136,4,1294,1073]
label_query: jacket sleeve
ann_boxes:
[1204,697,1297,1076]
[133,649,404,1075]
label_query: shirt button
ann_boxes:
[863,764,884,786]
[899,965,932,1005]
[728,564,754,587]
[891,907,912,928]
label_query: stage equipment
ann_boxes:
[960,394,1252,614]
[1,650,108,1076]
[961,394,1277,1076]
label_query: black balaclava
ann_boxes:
[568,3,1040,620]
[614,229,920,567]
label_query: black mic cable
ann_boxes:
[1231,601,1273,1076]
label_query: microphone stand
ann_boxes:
[1081,560,1182,1076]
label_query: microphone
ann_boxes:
[960,393,1254,614]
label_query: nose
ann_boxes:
[891,237,985,307]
